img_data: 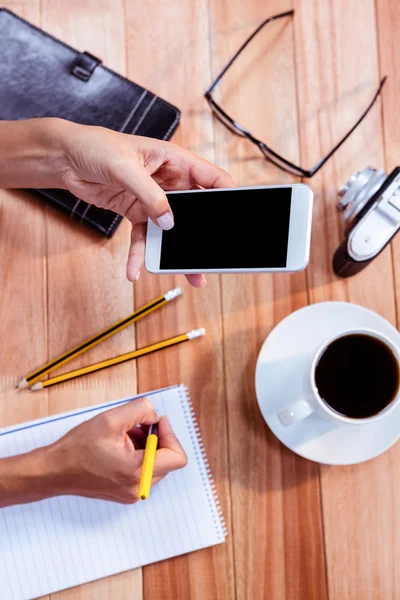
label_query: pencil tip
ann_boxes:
[30,383,42,391]
[16,379,28,390]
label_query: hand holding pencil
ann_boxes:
[40,397,187,504]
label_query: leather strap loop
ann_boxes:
[71,51,102,81]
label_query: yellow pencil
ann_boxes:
[30,328,205,391]
[18,288,182,389]
[138,423,159,500]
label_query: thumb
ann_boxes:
[105,397,159,433]
[115,157,174,230]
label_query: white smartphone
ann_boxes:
[145,184,313,274]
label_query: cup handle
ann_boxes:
[277,397,316,427]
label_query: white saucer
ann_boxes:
[255,302,400,465]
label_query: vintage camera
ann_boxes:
[333,166,400,277]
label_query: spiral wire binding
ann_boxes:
[178,385,228,541]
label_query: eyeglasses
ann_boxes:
[205,9,387,178]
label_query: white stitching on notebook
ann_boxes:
[36,189,120,235]
[79,203,91,224]
[162,111,180,140]
[131,95,157,135]
[106,213,122,236]
[70,198,81,218]
[119,90,148,132]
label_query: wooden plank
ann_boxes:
[294,1,399,598]
[0,2,46,429]
[295,0,393,312]
[375,0,400,171]
[209,1,327,598]
[376,0,400,324]
[124,1,236,599]
[373,0,400,596]
[39,1,142,598]
[0,5,48,600]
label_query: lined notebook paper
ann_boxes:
[0,385,226,600]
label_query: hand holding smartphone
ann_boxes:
[145,184,313,274]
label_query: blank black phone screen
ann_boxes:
[159,187,292,269]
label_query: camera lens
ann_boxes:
[337,167,387,229]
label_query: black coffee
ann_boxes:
[315,334,399,419]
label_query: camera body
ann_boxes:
[333,167,400,277]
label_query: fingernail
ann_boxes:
[134,270,141,283]
[156,212,174,230]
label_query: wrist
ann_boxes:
[0,444,65,507]
[0,118,72,189]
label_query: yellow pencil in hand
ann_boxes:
[138,423,159,501]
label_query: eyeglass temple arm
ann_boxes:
[205,9,294,96]
[308,76,387,177]
[205,10,387,179]
[206,77,387,179]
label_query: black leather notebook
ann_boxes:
[0,8,180,237]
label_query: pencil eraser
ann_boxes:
[165,287,182,301]
[187,328,206,340]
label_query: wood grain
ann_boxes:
[295,1,399,598]
[0,1,50,598]
[376,0,400,329]
[1,0,400,599]
[0,3,46,424]
[209,1,326,598]
[40,1,142,598]
[124,0,236,598]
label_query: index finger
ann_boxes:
[153,416,188,476]
[186,154,236,189]
[105,397,159,432]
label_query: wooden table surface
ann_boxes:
[1,0,400,598]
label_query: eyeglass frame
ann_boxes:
[204,9,387,178]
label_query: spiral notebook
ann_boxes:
[0,385,226,600]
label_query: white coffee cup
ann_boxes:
[277,328,400,427]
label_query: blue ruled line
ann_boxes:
[0,386,179,439]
